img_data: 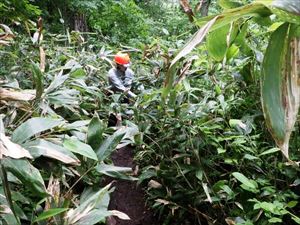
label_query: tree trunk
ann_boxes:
[199,0,211,17]
[73,13,88,32]
[180,0,211,23]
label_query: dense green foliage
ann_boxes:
[1,0,300,225]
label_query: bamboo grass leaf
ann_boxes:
[261,23,300,159]
[32,208,68,223]
[96,129,126,161]
[11,117,63,144]
[1,158,48,197]
[63,139,98,161]
[87,115,105,150]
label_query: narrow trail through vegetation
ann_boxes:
[2,1,300,225]
[107,146,157,225]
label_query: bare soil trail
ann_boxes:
[106,146,158,225]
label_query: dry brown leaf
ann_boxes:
[39,46,46,72]
[109,210,130,220]
[0,88,35,101]
[225,218,236,225]
[0,133,33,159]
[45,176,60,210]
[148,180,162,189]
[0,40,10,46]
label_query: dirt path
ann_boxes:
[106,146,157,225]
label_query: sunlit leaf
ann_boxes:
[258,148,280,156]
[232,172,258,191]
[63,138,98,160]
[24,139,79,165]
[76,209,111,225]
[206,22,238,61]
[45,71,68,94]
[11,118,63,144]
[65,183,112,224]
[0,133,32,159]
[96,129,126,161]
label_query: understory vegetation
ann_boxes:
[0,0,300,225]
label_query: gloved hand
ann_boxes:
[124,88,137,98]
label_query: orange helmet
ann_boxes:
[114,52,130,67]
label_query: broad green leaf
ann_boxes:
[270,7,300,25]
[30,63,44,100]
[253,201,284,215]
[24,139,80,165]
[195,169,203,181]
[268,217,282,223]
[0,207,19,225]
[235,22,252,55]
[45,71,69,94]
[261,23,300,159]
[232,172,258,190]
[226,44,239,59]
[63,139,97,160]
[95,163,137,181]
[0,165,20,224]
[95,163,132,173]
[65,184,112,224]
[87,116,105,150]
[1,158,48,197]
[76,187,112,225]
[259,147,280,156]
[11,118,63,144]
[64,120,90,131]
[218,0,243,9]
[287,201,298,208]
[96,129,126,161]
[207,24,234,61]
[70,68,86,78]
[77,209,111,225]
[32,208,68,223]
